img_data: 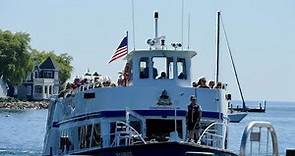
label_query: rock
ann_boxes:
[0,100,49,110]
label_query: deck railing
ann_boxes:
[111,121,146,147]
[197,122,226,149]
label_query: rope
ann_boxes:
[220,15,247,111]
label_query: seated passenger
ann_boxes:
[192,82,198,87]
[178,72,185,79]
[215,82,222,89]
[140,67,149,78]
[197,77,209,88]
[158,72,167,79]
[117,75,124,86]
[208,80,215,89]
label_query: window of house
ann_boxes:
[177,58,187,79]
[152,57,174,79]
[41,71,53,79]
[26,86,32,96]
[139,57,149,79]
[45,86,48,94]
[34,85,43,93]
[35,72,38,78]
[49,86,52,94]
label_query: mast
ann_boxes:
[220,14,247,111]
[215,11,221,83]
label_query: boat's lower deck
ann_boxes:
[72,142,237,156]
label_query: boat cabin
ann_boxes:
[125,50,196,87]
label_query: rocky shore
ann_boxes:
[0,97,49,110]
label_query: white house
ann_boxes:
[17,57,60,100]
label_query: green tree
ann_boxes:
[0,30,32,86]
[30,49,73,86]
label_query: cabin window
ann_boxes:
[139,57,149,79]
[59,129,73,153]
[146,119,183,141]
[152,57,174,79]
[177,58,187,79]
[78,125,92,149]
[91,123,102,147]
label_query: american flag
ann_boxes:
[109,35,128,63]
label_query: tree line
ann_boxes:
[0,29,73,94]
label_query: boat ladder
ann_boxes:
[240,121,279,156]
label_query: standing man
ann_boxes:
[186,95,202,142]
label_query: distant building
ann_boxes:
[17,57,60,100]
[0,76,8,98]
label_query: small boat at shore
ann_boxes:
[229,101,266,113]
[42,11,279,156]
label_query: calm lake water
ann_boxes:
[0,101,294,156]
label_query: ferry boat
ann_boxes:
[42,12,279,156]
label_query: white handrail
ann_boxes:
[239,121,279,156]
[112,121,146,147]
[197,122,224,144]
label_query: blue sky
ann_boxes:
[0,0,294,101]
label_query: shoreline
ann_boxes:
[0,98,49,110]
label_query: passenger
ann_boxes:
[186,95,202,142]
[192,82,198,87]
[117,74,124,86]
[94,82,102,88]
[197,77,209,88]
[123,62,131,86]
[178,72,185,79]
[111,83,116,87]
[140,67,149,78]
[215,82,222,89]
[158,72,167,79]
[208,80,215,89]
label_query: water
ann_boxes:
[0,110,47,156]
[228,101,295,155]
[0,101,294,156]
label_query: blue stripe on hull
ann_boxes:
[56,110,224,127]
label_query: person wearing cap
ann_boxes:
[186,95,202,142]
[197,77,209,88]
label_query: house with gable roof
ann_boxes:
[17,57,60,100]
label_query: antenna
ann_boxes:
[187,13,191,49]
[215,11,221,83]
[131,0,136,50]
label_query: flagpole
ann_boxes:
[131,0,136,50]
[126,31,129,53]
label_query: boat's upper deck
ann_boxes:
[125,49,197,87]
